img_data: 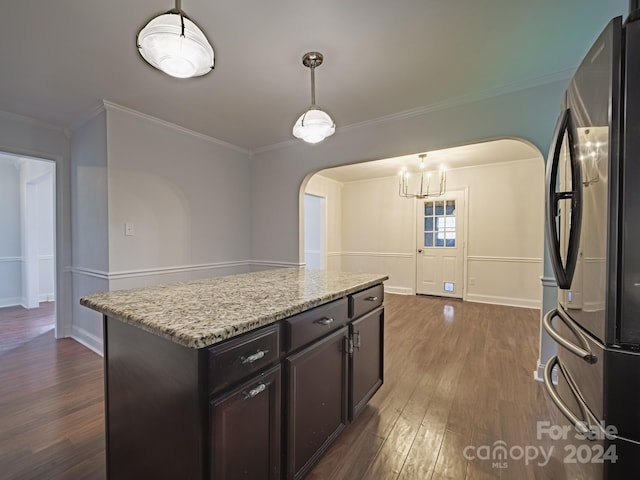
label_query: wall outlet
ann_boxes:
[125,223,135,236]
[468,277,476,286]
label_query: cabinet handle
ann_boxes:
[365,296,378,302]
[314,317,334,326]
[241,349,268,364]
[243,383,267,400]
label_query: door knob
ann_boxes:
[418,249,423,253]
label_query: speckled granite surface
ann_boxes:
[80,268,387,349]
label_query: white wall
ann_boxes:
[0,159,22,306]
[460,159,544,307]
[340,176,416,295]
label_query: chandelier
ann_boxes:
[292,52,336,144]
[137,0,214,79]
[398,154,447,199]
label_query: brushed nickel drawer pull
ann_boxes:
[353,331,361,350]
[314,317,334,326]
[241,349,268,364]
[365,296,378,301]
[243,383,267,399]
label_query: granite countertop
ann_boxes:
[80,268,388,349]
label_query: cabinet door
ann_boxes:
[285,326,348,480]
[210,365,281,480]
[350,307,384,420]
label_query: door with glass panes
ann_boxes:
[416,191,464,298]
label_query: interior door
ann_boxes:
[416,191,464,298]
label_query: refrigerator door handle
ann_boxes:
[543,309,597,364]
[545,108,582,289]
[543,356,600,439]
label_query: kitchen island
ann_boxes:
[81,268,388,480]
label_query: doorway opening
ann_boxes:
[303,193,327,269]
[0,152,56,350]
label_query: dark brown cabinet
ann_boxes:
[285,326,349,480]
[210,365,281,480]
[349,306,384,419]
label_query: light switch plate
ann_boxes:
[125,223,135,236]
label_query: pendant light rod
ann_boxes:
[302,52,323,107]
[310,65,316,106]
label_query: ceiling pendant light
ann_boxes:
[137,0,214,79]
[293,52,336,144]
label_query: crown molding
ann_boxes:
[0,108,68,136]
[102,100,250,155]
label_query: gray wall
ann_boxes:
[69,103,253,353]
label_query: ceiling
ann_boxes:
[316,139,541,183]
[0,0,628,151]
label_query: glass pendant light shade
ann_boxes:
[292,107,336,144]
[137,10,214,78]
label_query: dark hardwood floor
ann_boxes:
[0,303,105,480]
[0,295,573,480]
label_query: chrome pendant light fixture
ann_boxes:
[398,154,447,199]
[137,0,214,79]
[293,52,336,144]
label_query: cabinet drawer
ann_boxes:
[208,323,280,394]
[284,298,349,353]
[349,284,384,319]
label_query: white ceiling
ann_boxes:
[0,0,629,150]
[316,138,541,183]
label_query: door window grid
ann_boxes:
[423,200,456,247]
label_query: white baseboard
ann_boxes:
[384,286,413,295]
[71,325,104,357]
[39,293,55,303]
[466,293,540,309]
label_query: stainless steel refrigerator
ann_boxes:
[543,5,640,479]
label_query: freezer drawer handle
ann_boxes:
[543,309,597,364]
[543,356,598,439]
